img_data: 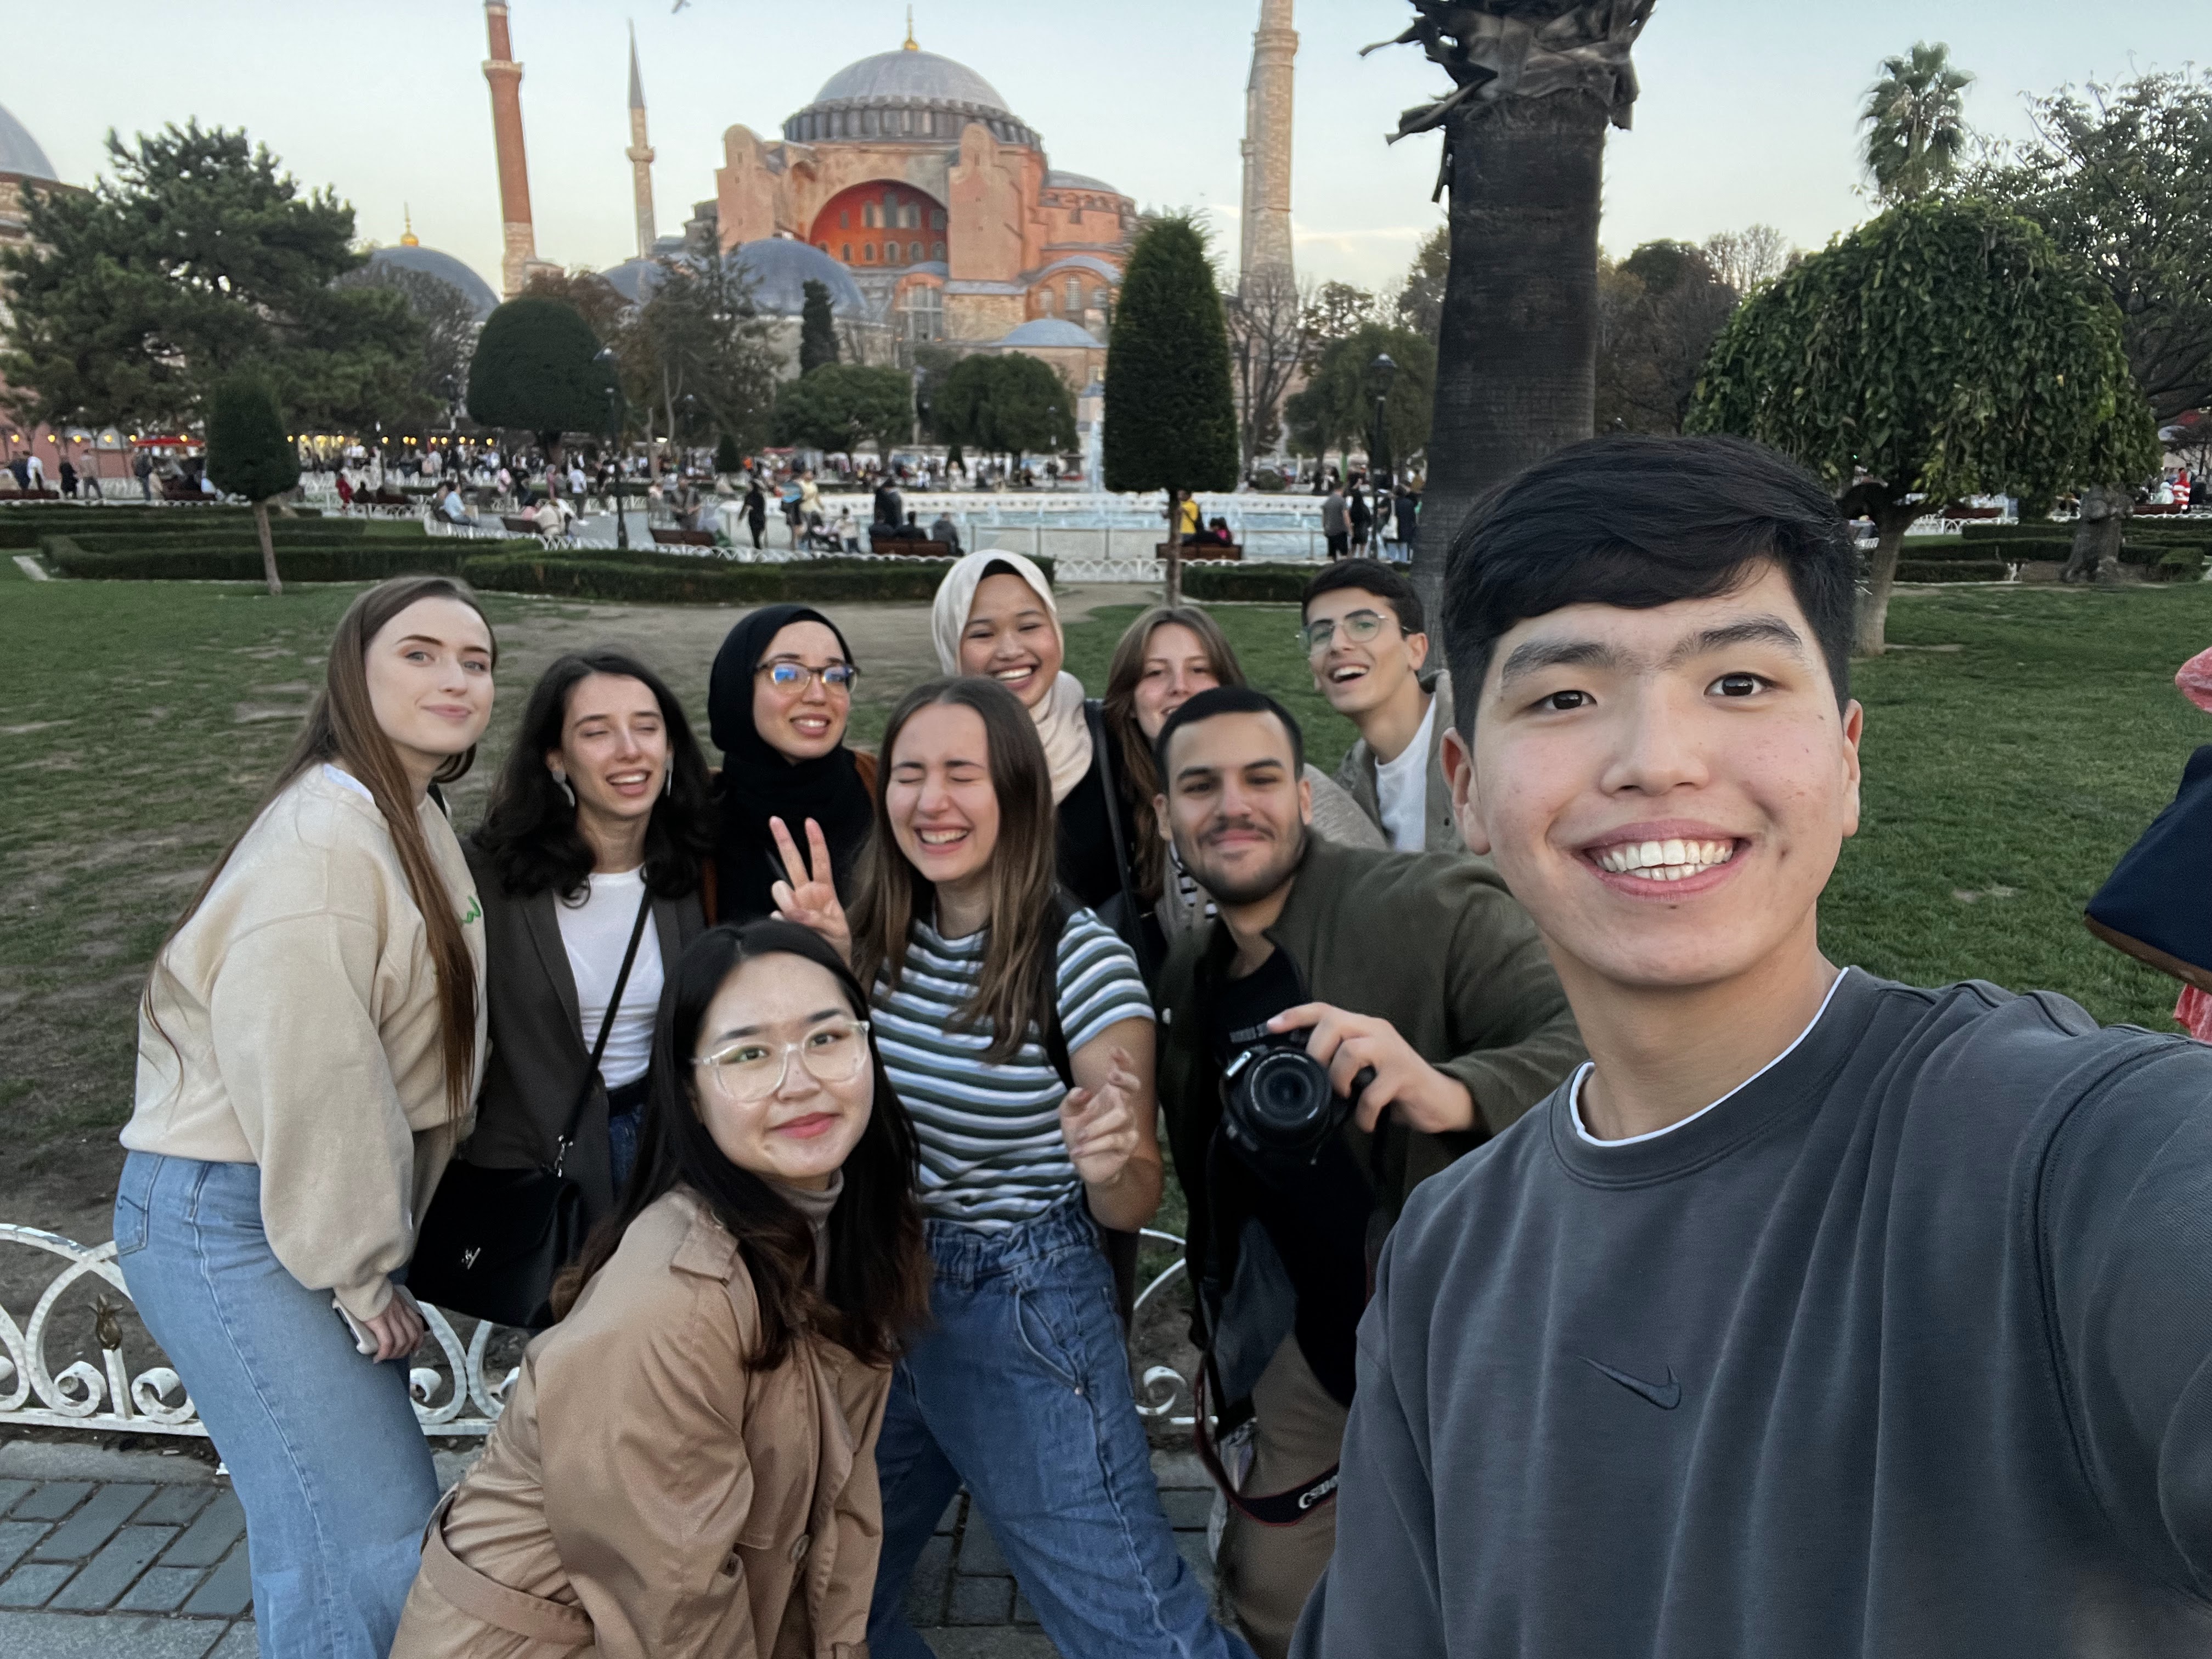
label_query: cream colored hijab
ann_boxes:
[929,549,1094,803]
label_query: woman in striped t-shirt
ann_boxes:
[771,676,1254,1659]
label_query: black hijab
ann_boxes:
[707,605,874,924]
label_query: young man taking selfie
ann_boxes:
[1149,686,1582,1658]
[1293,435,2212,1656]
[1304,561,1460,854]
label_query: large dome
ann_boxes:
[0,103,57,180]
[783,46,1037,148]
[599,240,867,318]
[366,245,499,321]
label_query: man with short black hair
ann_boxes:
[1302,560,1458,854]
[1294,434,2212,1657]
[1151,686,1581,1659]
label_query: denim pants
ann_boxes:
[115,1152,441,1659]
[867,1197,1254,1659]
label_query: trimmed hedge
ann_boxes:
[1894,559,2013,583]
[462,553,967,604]
[0,505,318,550]
[60,526,378,556]
[1182,562,1315,603]
[37,534,531,582]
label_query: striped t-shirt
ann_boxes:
[873,908,1154,1229]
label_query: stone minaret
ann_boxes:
[1238,0,1297,295]
[626,24,657,259]
[482,1,538,298]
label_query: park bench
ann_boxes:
[1156,540,1243,562]
[0,488,60,501]
[500,515,546,536]
[651,526,720,549]
[869,531,956,557]
[160,482,217,504]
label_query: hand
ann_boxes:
[1267,1002,1476,1135]
[363,1297,425,1365]
[1059,1047,1143,1189]
[770,816,852,962]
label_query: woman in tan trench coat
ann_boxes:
[392,919,932,1658]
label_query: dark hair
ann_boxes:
[1154,685,1306,781]
[1102,606,1248,905]
[551,919,931,1368]
[1440,436,1855,734]
[1300,557,1426,636]
[149,574,494,1123]
[849,676,1059,1063]
[473,648,714,901]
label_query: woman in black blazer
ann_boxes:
[461,648,713,1233]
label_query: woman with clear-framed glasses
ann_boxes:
[706,605,876,925]
[391,919,932,1658]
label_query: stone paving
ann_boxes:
[0,1439,1217,1659]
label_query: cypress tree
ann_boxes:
[1103,217,1237,601]
[204,373,301,596]
[799,279,840,376]
[715,430,743,475]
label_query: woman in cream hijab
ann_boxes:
[930,550,1131,919]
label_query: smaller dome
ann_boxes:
[1045,170,1118,194]
[730,239,867,317]
[996,318,1104,349]
[0,103,57,180]
[365,245,499,320]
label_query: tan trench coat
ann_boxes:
[391,1188,891,1659]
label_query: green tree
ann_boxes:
[1393,225,1449,339]
[634,255,781,460]
[1689,196,2159,652]
[714,430,743,475]
[1283,323,1435,476]
[204,374,301,597]
[1375,1,1659,615]
[772,362,914,457]
[1976,72,2212,425]
[933,354,1077,462]
[332,262,477,431]
[1299,280,1380,373]
[1861,42,1974,203]
[1595,241,1739,435]
[799,278,839,375]
[1103,216,1237,601]
[466,295,610,465]
[0,122,423,433]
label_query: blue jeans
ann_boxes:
[868,1198,1253,1659]
[115,1152,441,1659]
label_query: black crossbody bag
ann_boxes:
[409,888,656,1329]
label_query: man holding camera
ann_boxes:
[1150,686,1582,1658]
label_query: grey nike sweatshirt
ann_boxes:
[1292,968,2212,1657]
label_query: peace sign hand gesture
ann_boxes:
[770,816,852,963]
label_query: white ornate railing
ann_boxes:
[1,1221,1197,1438]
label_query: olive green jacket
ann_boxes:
[1334,672,1465,855]
[1155,832,1583,1369]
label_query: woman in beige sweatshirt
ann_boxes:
[116,575,495,1659]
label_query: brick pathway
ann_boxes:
[0,1441,1217,1659]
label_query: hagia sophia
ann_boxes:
[0,1,1299,469]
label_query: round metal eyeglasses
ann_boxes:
[692,1018,872,1102]
[758,662,859,691]
[1300,609,1397,656]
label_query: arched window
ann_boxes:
[1066,276,1082,314]
[863,242,877,263]
[863,202,877,229]
[886,242,904,267]
[1070,205,1083,224]
[1039,288,1055,315]
[1093,287,1111,313]
[931,208,947,230]
[842,244,853,262]
[933,240,946,261]
[909,241,923,263]
[861,109,877,136]
[839,209,850,229]
[906,203,922,229]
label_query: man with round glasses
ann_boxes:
[1301,560,1461,855]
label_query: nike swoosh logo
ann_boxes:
[1582,1356,1681,1410]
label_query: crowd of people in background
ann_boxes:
[95,431,2212,1659]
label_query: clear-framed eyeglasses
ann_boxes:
[1300,609,1398,656]
[758,662,859,692]
[692,1018,873,1102]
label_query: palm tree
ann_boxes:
[1369,1,1658,616]
[1861,42,1974,202]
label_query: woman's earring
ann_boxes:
[551,769,575,808]
[663,764,674,799]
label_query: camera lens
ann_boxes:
[1244,1049,1332,1132]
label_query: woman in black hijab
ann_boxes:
[707,605,876,923]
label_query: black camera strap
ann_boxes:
[1192,1364,1340,1527]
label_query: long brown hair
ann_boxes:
[848,676,1059,1063]
[551,921,930,1368]
[146,575,495,1121]
[1101,605,1247,904]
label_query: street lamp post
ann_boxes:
[1366,353,1398,492]
[595,348,629,552]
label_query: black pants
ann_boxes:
[1325,532,1350,560]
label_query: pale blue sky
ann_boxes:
[3,1,2189,299]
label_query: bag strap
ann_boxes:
[1190,1365,1339,1527]
[1037,890,1077,1091]
[1084,700,1159,984]
[552,885,656,1176]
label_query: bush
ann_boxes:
[1249,469,1288,493]
[2153,548,2208,583]
[462,552,970,604]
[38,535,518,582]
[0,504,323,549]
[1181,562,1315,603]
[1893,559,2013,583]
[60,526,377,556]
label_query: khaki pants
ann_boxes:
[1215,1334,1349,1659]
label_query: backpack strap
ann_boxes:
[1037,888,1077,1091]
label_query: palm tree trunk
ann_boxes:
[1413,89,1610,620]
[254,498,282,597]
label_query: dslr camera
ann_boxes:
[1221,1033,1375,1163]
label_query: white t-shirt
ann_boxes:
[1375,695,1437,854]
[554,868,663,1091]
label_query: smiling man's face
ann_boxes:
[1455,562,1862,995]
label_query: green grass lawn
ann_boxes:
[1,572,2205,1233]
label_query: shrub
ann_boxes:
[1181,562,1314,603]
[2153,548,2208,583]
[38,535,520,582]
[1893,559,2013,583]
[463,553,965,604]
